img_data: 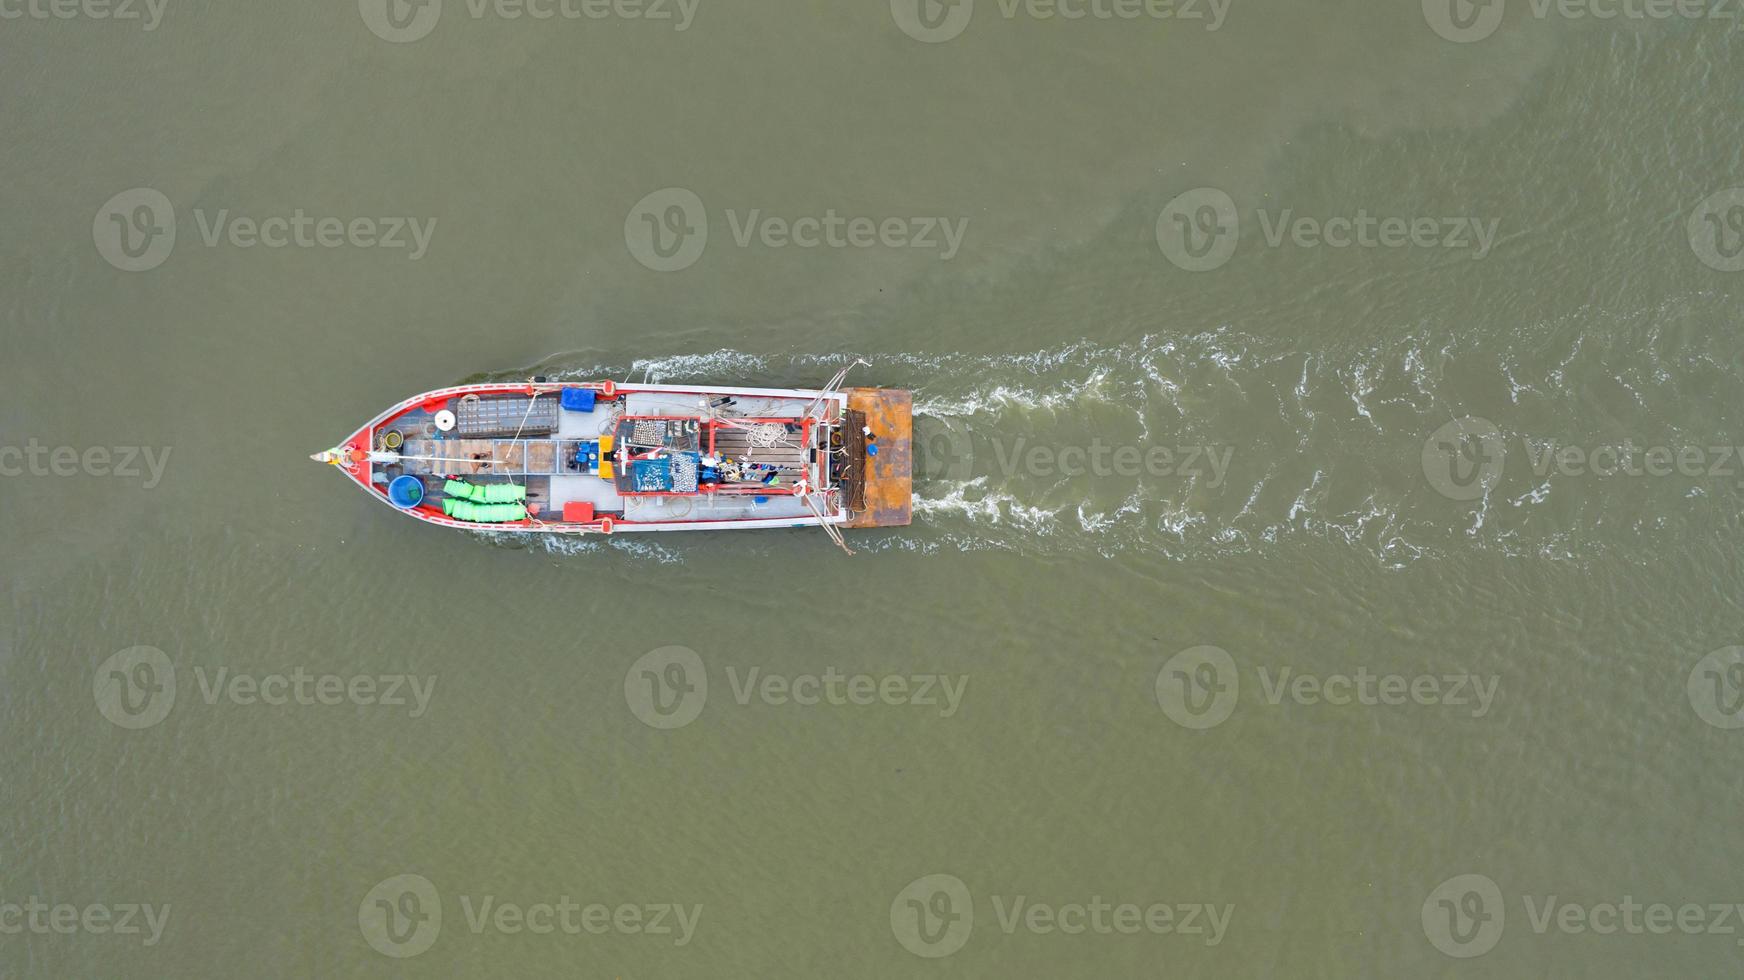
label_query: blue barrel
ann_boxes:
[387,475,425,509]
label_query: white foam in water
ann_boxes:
[913,478,1065,534]
[475,324,1738,563]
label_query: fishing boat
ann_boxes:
[310,365,911,553]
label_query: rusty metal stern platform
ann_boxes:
[844,388,912,529]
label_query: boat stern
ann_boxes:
[843,387,912,529]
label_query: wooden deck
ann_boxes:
[713,426,808,476]
[844,388,912,529]
[403,439,558,475]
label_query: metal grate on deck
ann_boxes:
[455,395,559,438]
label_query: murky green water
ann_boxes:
[5,1,1744,976]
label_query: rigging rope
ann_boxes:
[747,423,789,448]
[801,492,855,556]
[503,389,541,489]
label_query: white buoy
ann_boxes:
[434,410,457,432]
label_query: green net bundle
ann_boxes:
[442,498,529,523]
[442,480,528,504]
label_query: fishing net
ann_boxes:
[668,452,699,492]
[631,420,668,445]
[630,453,700,493]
